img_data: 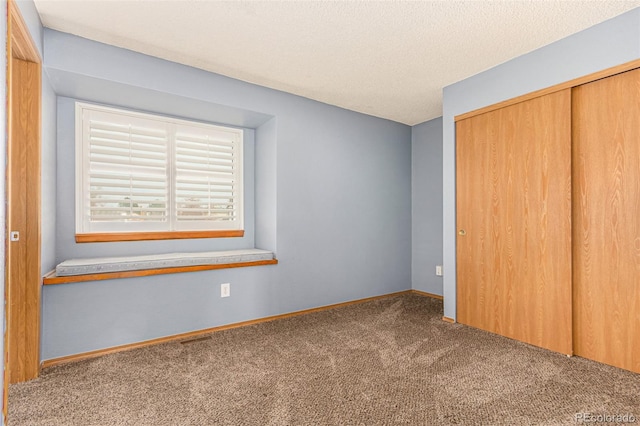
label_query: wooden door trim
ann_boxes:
[455,58,640,122]
[4,0,42,420]
[8,1,40,63]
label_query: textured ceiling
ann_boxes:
[34,0,640,125]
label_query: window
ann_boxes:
[75,102,244,241]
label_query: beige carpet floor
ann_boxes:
[8,293,640,425]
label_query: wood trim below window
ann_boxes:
[43,258,278,285]
[76,230,244,243]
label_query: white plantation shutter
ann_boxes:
[85,112,169,228]
[76,103,243,234]
[174,125,242,229]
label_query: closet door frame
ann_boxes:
[454,58,640,362]
[456,61,640,122]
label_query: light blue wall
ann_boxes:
[41,71,56,273]
[442,8,640,320]
[15,0,42,54]
[411,117,443,296]
[255,117,277,253]
[42,30,412,359]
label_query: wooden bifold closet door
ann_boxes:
[572,68,640,373]
[456,89,573,355]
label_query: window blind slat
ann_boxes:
[176,198,236,205]
[175,135,235,148]
[90,157,167,169]
[175,155,233,167]
[176,167,234,176]
[90,173,166,182]
[176,147,233,156]
[177,217,236,221]
[89,206,167,213]
[90,149,166,163]
[175,181,233,188]
[90,132,167,146]
[90,182,166,191]
[175,192,235,201]
[90,121,167,139]
[90,138,167,152]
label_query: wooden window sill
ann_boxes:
[75,230,244,243]
[43,258,278,285]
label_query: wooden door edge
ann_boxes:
[4,0,42,422]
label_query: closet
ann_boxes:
[456,65,640,373]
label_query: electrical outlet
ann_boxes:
[436,265,443,276]
[221,283,230,298]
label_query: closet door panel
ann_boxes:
[573,69,640,373]
[457,89,572,355]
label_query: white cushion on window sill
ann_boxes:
[55,248,274,276]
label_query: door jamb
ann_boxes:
[3,0,42,421]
